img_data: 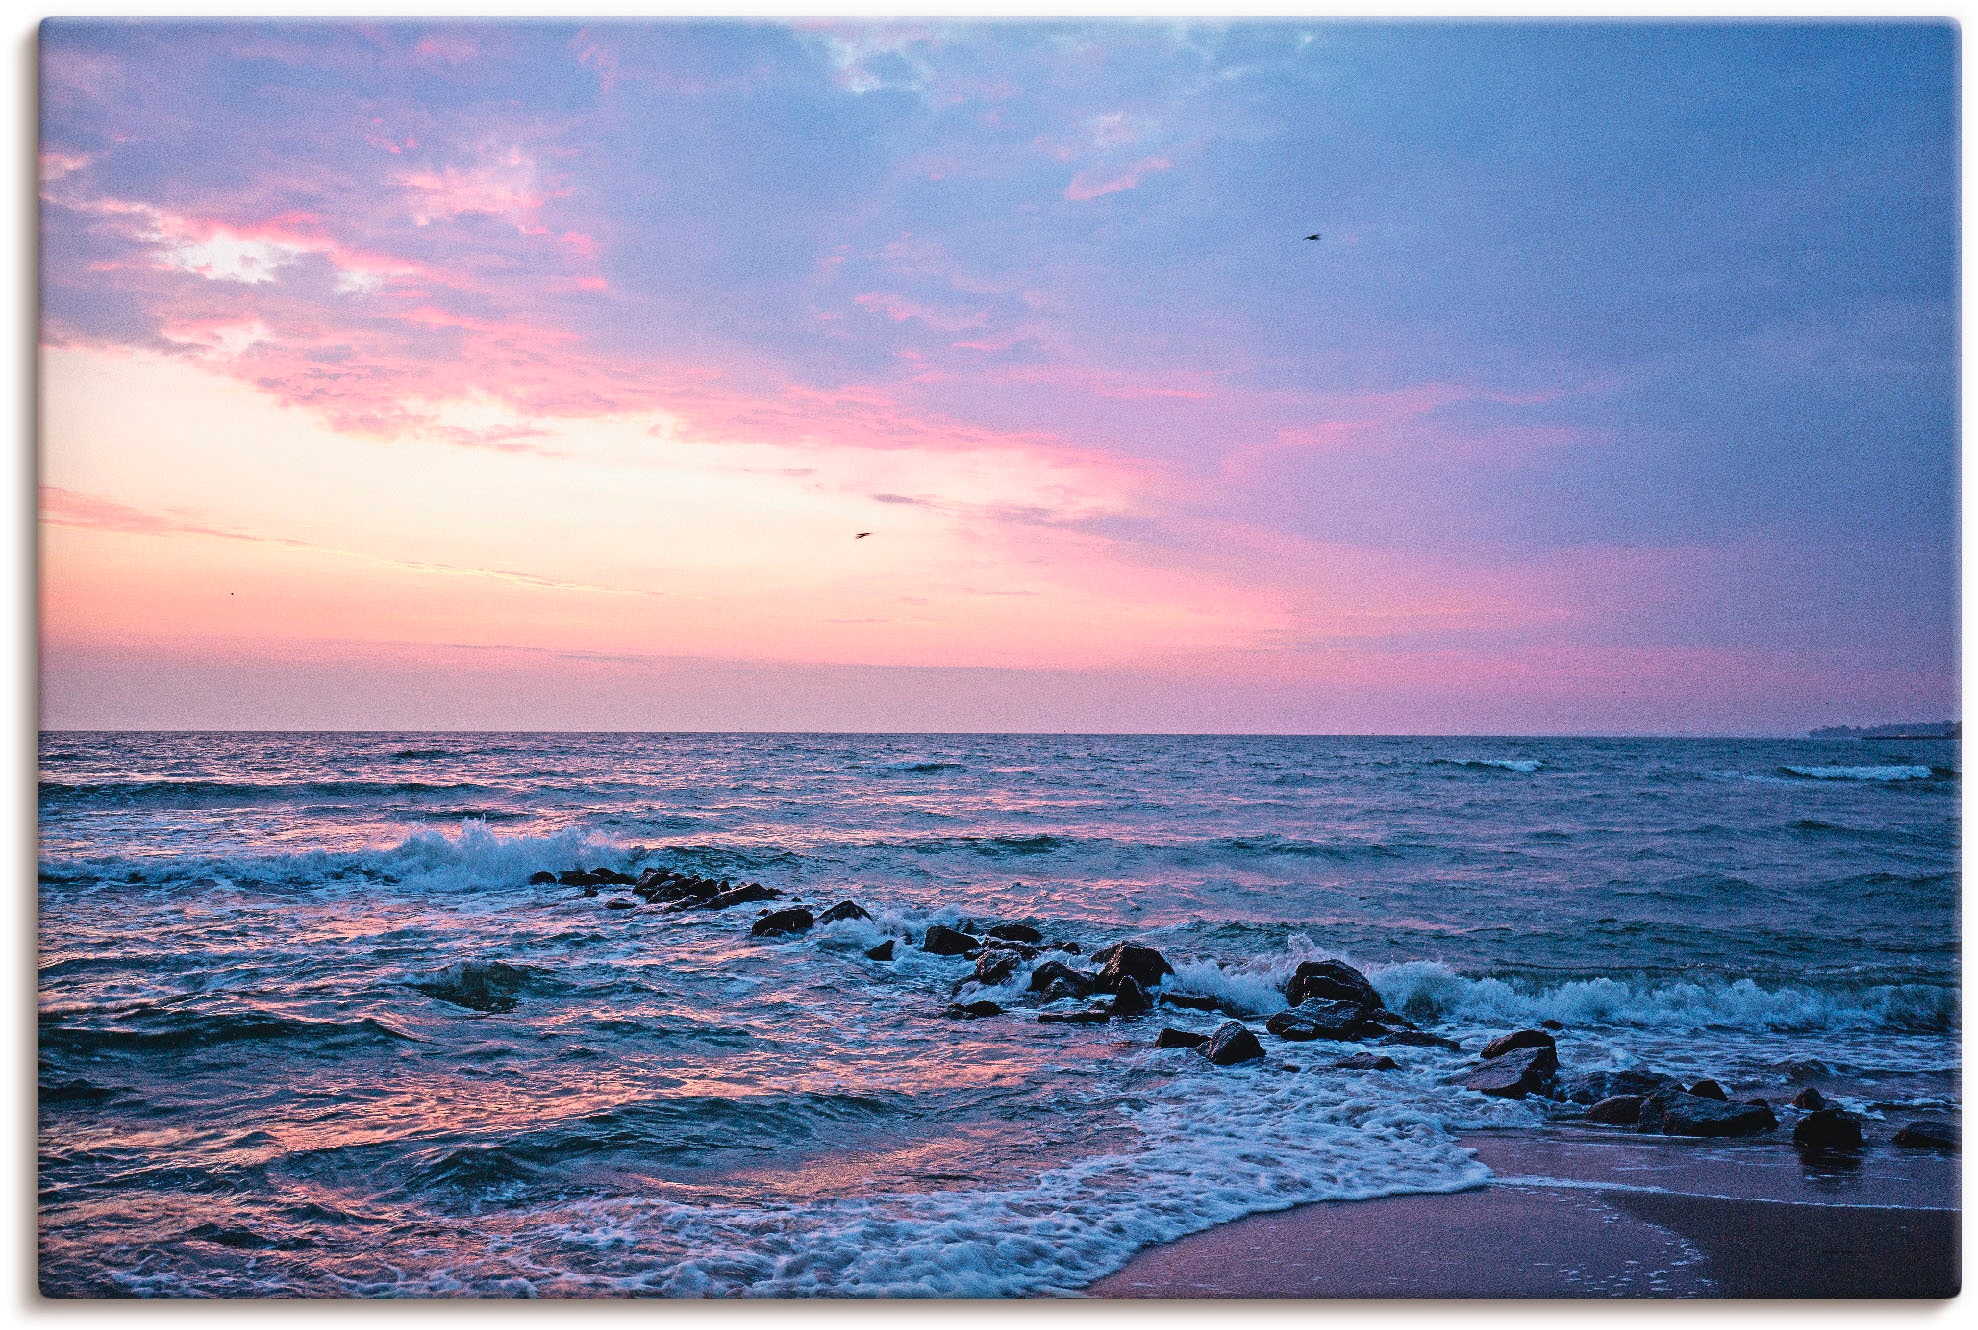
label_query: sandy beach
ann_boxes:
[1088,1128,1959,1298]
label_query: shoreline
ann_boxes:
[1086,1128,1960,1299]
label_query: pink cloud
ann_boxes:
[1064,155,1171,202]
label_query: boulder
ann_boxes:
[1586,1095,1645,1125]
[1688,1079,1728,1101]
[750,908,813,938]
[1380,1030,1462,1052]
[1559,1069,1674,1105]
[921,925,979,956]
[1793,1109,1865,1151]
[1057,941,1082,955]
[1199,1021,1265,1066]
[1643,1090,1775,1137]
[605,898,637,910]
[945,1000,1003,1020]
[1156,1027,1208,1049]
[1028,960,1096,998]
[559,870,600,887]
[1041,978,1090,1004]
[1480,1029,1556,1060]
[1284,960,1381,1011]
[1539,1019,1565,1031]
[1790,1087,1827,1110]
[1091,942,1175,992]
[818,900,871,925]
[969,948,1023,988]
[1893,1120,1959,1152]
[864,940,895,962]
[1336,1053,1399,1071]
[1266,998,1368,1042]
[409,960,534,1014]
[580,886,599,898]
[1110,975,1153,1018]
[1462,1044,1559,1099]
[708,883,782,911]
[594,869,637,886]
[1161,993,1223,1012]
[1038,1007,1112,1025]
[987,923,1043,944]
[528,871,558,885]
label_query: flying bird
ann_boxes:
[855,532,872,539]
[1305,233,1321,240]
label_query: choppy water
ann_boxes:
[38,732,1960,1296]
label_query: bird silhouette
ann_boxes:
[855,532,872,539]
[1305,233,1321,240]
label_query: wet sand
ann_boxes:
[1086,1128,1960,1299]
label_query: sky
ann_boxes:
[36,18,1959,733]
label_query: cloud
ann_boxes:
[1063,154,1173,201]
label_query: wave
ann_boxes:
[1430,758,1541,774]
[1779,764,1938,782]
[39,778,497,807]
[879,761,964,774]
[39,1008,416,1055]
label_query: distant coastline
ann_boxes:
[1809,721,1959,740]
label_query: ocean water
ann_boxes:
[38,732,1960,1297]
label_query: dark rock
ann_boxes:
[750,908,813,938]
[1462,1044,1559,1099]
[1057,941,1082,955]
[1038,1007,1112,1025]
[1793,1108,1865,1151]
[594,869,637,886]
[864,940,895,962]
[1559,1069,1674,1105]
[1479,1029,1557,1060]
[1586,1095,1645,1125]
[1199,1021,1265,1066]
[1539,1019,1565,1031]
[1028,960,1095,998]
[581,886,599,898]
[1284,959,1382,1011]
[605,898,637,910]
[1110,975,1153,1018]
[1893,1120,1959,1152]
[1380,1030,1462,1052]
[1162,993,1223,1012]
[528,871,558,885]
[969,948,1023,988]
[1336,1053,1399,1071]
[1790,1087,1827,1111]
[559,870,600,887]
[1688,1078,1729,1101]
[987,923,1042,944]
[945,1000,1003,1020]
[818,900,870,925]
[410,960,534,1013]
[1091,942,1175,992]
[1643,1089,1775,1137]
[1360,1007,1416,1032]
[1156,1027,1208,1049]
[1266,998,1368,1042]
[708,883,782,911]
[1042,978,1088,1004]
[921,924,979,956]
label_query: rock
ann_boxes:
[1559,1069,1673,1104]
[581,886,599,898]
[559,870,600,887]
[528,871,558,885]
[1028,960,1095,998]
[1462,1044,1559,1099]
[1057,941,1082,955]
[1110,975,1153,1018]
[1161,993,1223,1012]
[987,923,1042,944]
[409,960,534,1013]
[1643,1089,1775,1137]
[1336,1053,1399,1071]
[594,869,637,885]
[708,883,782,911]
[864,940,895,962]
[1360,1007,1416,1032]
[1586,1095,1645,1125]
[969,948,1023,988]
[1479,1029,1556,1060]
[945,1000,1003,1019]
[1688,1078,1728,1101]
[1284,959,1381,1011]
[605,898,637,910]
[1539,1019,1565,1031]
[1266,998,1368,1042]
[1198,1021,1265,1066]
[1790,1086,1827,1110]
[750,908,813,938]
[1793,1108,1865,1151]
[921,925,979,956]
[1091,942,1175,992]
[1038,1007,1111,1025]
[1041,978,1089,1004]
[1380,1030,1462,1052]
[818,900,870,925]
[1156,1027,1208,1049]
[1893,1120,1959,1152]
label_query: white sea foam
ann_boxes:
[1781,765,1935,782]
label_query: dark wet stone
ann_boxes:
[921,924,980,956]
[528,871,558,885]
[1479,1029,1557,1060]
[1586,1094,1645,1124]
[1266,998,1368,1042]
[818,900,870,925]
[605,898,637,910]
[987,923,1042,944]
[1539,1019,1565,1031]
[1559,1069,1674,1105]
[1028,960,1095,998]
[1057,941,1082,955]
[1336,1053,1399,1071]
[1893,1120,1959,1152]
[1038,1007,1112,1025]
[410,960,534,1013]
[581,886,599,898]
[1688,1078,1729,1101]
[1156,1027,1208,1049]
[1462,1044,1559,1099]
[1793,1108,1865,1151]
[593,869,637,886]
[1090,942,1175,993]
[1644,1090,1775,1137]
[708,883,783,911]
[750,908,813,938]
[1199,1021,1265,1066]
[1110,975,1153,1018]
[864,940,895,962]
[1379,1029,1462,1051]
[1161,992,1223,1012]
[1284,959,1381,1011]
[1360,1007,1416,1032]
[969,948,1023,988]
[945,1000,1003,1020]
[559,870,600,887]
[1041,978,1088,1004]
[1791,1086,1827,1110]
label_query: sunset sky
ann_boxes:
[38,19,1958,733]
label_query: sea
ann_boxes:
[37,732,1961,1297]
